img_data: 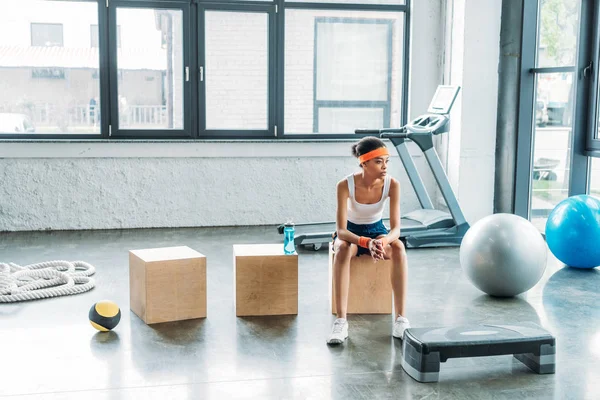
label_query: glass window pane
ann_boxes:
[0,1,99,135]
[90,25,99,48]
[318,107,383,133]
[286,0,405,4]
[316,21,389,101]
[205,11,269,130]
[537,0,580,68]
[285,10,404,134]
[589,158,600,196]
[116,8,184,130]
[597,74,600,140]
[530,72,575,232]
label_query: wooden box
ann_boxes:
[329,243,392,314]
[129,246,207,324]
[233,244,298,316]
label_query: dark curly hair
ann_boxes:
[351,136,387,158]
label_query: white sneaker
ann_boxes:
[326,318,349,345]
[393,315,411,339]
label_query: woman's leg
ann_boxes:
[333,238,358,319]
[379,238,408,318]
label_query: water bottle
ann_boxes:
[283,220,296,255]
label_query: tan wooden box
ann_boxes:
[233,244,298,316]
[329,243,392,314]
[129,246,207,324]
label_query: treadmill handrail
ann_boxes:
[381,132,411,139]
[355,128,406,135]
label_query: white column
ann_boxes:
[445,0,502,224]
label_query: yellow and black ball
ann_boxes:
[89,300,121,331]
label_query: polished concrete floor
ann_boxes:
[0,226,599,400]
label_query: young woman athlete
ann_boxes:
[327,136,410,345]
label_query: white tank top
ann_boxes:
[346,174,391,225]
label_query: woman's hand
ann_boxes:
[368,239,385,262]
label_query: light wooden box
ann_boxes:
[329,243,393,314]
[129,246,207,324]
[233,244,298,316]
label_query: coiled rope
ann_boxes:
[0,260,95,303]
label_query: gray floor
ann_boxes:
[0,226,598,400]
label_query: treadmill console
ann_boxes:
[427,85,461,115]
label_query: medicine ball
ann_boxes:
[89,300,121,331]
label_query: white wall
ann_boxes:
[0,0,503,233]
[408,0,445,119]
[444,0,501,224]
[410,0,448,213]
[0,141,432,231]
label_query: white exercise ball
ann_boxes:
[459,213,547,297]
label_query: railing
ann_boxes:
[0,103,167,128]
[121,105,168,127]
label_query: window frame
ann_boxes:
[197,2,277,139]
[279,1,408,139]
[108,0,193,138]
[585,0,600,155]
[515,0,593,220]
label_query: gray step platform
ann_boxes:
[401,322,556,383]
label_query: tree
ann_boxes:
[539,0,579,67]
[538,0,580,193]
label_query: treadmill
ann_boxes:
[279,85,469,250]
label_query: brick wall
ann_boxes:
[205,11,269,130]
[284,9,404,134]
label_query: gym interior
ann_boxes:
[1,0,599,398]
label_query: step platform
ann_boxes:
[401,322,556,383]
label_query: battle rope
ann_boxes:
[0,260,95,303]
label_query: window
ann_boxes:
[0,2,100,135]
[285,9,405,136]
[530,72,575,230]
[515,0,599,231]
[519,0,581,231]
[203,10,270,131]
[585,0,600,191]
[589,158,600,196]
[113,7,186,133]
[313,17,393,133]
[31,68,65,79]
[0,0,408,139]
[586,1,600,152]
[286,0,405,4]
[31,23,63,47]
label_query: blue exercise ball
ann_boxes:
[545,195,600,269]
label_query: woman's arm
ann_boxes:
[335,180,361,245]
[382,178,401,246]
